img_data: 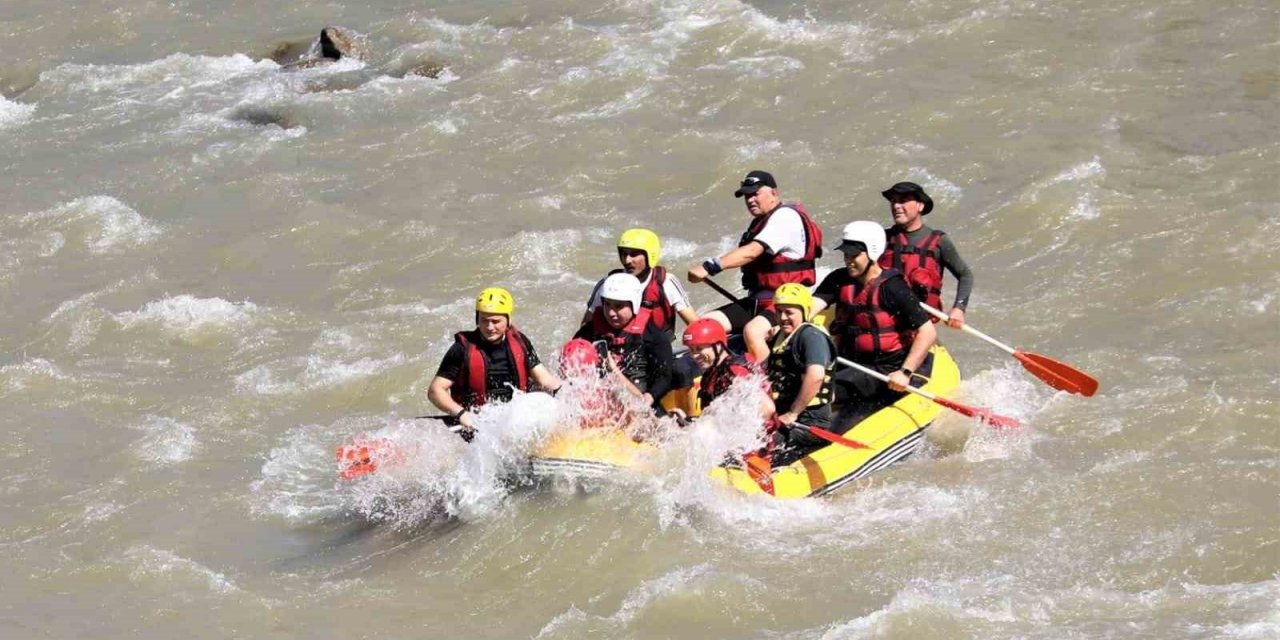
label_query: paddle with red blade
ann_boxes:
[919,303,1098,397]
[836,356,1021,430]
[337,421,465,480]
[801,425,872,450]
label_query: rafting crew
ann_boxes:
[687,170,824,363]
[879,181,974,328]
[427,287,563,440]
[572,273,676,416]
[763,283,837,465]
[812,221,938,427]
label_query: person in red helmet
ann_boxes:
[673,319,774,422]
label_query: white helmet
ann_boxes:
[600,273,643,312]
[835,220,887,262]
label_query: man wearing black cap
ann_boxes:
[687,170,824,363]
[879,181,974,328]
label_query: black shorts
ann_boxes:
[715,297,778,333]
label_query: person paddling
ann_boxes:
[765,283,836,465]
[811,222,938,427]
[879,181,974,328]
[573,273,675,415]
[671,319,774,422]
[687,170,824,363]
[582,228,698,339]
[427,287,563,440]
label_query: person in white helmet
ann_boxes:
[811,221,937,427]
[573,273,675,414]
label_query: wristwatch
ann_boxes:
[899,367,913,378]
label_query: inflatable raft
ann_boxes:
[527,345,960,498]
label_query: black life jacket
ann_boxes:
[587,306,654,390]
[766,323,834,413]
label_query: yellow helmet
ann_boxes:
[617,228,661,268]
[773,283,813,321]
[475,286,514,318]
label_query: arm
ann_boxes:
[677,306,699,326]
[530,364,562,394]
[888,321,936,392]
[688,241,766,282]
[427,376,475,429]
[777,364,826,425]
[642,332,674,408]
[938,235,974,327]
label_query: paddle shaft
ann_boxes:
[702,277,741,304]
[919,302,1017,355]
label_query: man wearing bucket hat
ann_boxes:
[428,287,564,437]
[686,170,824,363]
[878,181,974,329]
[811,221,938,427]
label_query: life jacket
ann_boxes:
[878,228,945,314]
[767,322,834,412]
[739,203,824,294]
[449,328,530,407]
[832,269,912,363]
[608,266,676,335]
[697,352,760,409]
[588,306,654,389]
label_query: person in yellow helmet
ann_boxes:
[427,287,562,438]
[581,228,698,340]
[765,282,836,465]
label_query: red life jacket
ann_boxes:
[878,228,945,315]
[739,203,824,294]
[833,270,911,361]
[608,266,676,334]
[449,328,530,407]
[588,306,654,386]
[697,352,760,409]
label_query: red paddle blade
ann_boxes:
[1015,351,1098,397]
[808,426,872,450]
[336,437,399,480]
[931,396,1021,431]
[742,452,775,495]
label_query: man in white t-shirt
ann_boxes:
[582,228,698,341]
[686,170,824,362]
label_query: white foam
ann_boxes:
[39,53,274,96]
[0,95,35,129]
[255,393,560,528]
[131,416,198,465]
[23,196,160,254]
[0,358,68,394]
[123,545,240,595]
[116,295,258,341]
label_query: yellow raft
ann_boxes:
[529,345,961,498]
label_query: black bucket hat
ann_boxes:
[881,181,934,215]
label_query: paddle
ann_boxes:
[702,277,742,305]
[796,424,872,450]
[836,356,1020,430]
[918,303,1098,397]
[337,419,466,480]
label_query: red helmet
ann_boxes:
[682,318,727,347]
[560,338,600,369]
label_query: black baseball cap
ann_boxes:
[734,170,777,198]
[881,181,934,215]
